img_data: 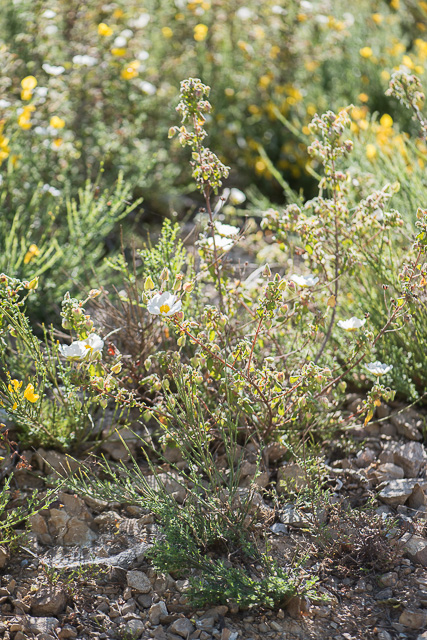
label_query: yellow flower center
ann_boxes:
[159,304,170,314]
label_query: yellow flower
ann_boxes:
[120,60,140,80]
[113,8,123,19]
[359,47,373,59]
[111,47,126,56]
[52,138,63,148]
[380,114,393,128]
[390,0,399,8]
[24,243,40,264]
[366,144,377,160]
[21,76,37,91]
[8,379,22,393]
[24,383,39,403]
[381,70,391,82]
[270,45,280,59]
[98,23,113,36]
[372,13,383,24]
[50,116,65,129]
[162,27,173,39]
[402,55,414,69]
[194,24,208,41]
[358,93,369,103]
[11,402,17,411]
[21,88,33,101]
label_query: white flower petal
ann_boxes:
[291,274,319,287]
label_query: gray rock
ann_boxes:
[58,625,78,639]
[402,534,427,567]
[279,504,309,528]
[30,586,67,616]
[149,601,168,625]
[379,479,422,506]
[375,588,393,600]
[127,570,152,593]
[399,609,427,629]
[355,447,376,469]
[195,616,215,631]
[379,572,398,587]
[27,617,58,634]
[0,545,9,568]
[123,618,145,638]
[391,411,423,440]
[270,523,288,534]
[277,463,306,491]
[169,618,195,638]
[374,463,404,483]
[393,442,427,478]
[407,484,427,510]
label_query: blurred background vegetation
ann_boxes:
[1,0,426,396]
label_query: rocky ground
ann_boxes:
[1,397,427,640]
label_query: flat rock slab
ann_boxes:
[42,541,151,570]
[379,479,427,506]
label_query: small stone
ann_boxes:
[391,409,423,441]
[27,617,58,634]
[379,479,420,506]
[169,618,195,638]
[270,621,283,631]
[0,545,9,569]
[402,534,427,567]
[375,588,393,600]
[374,463,404,483]
[399,609,427,629]
[30,585,67,616]
[277,463,305,491]
[407,484,427,510]
[149,601,168,625]
[279,504,309,528]
[377,631,392,640]
[355,447,376,469]
[270,523,288,535]
[285,596,309,618]
[123,618,145,637]
[136,594,152,609]
[196,617,215,631]
[58,625,78,639]
[379,572,398,587]
[127,570,152,593]
[393,442,427,478]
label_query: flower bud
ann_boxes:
[88,289,101,298]
[27,276,39,290]
[262,264,271,278]
[144,275,155,290]
[111,363,122,374]
[160,267,170,282]
[183,282,194,293]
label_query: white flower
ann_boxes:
[138,81,156,95]
[291,274,319,287]
[337,317,366,331]
[365,361,393,376]
[42,63,65,76]
[372,208,384,222]
[72,55,97,66]
[137,50,150,61]
[203,222,240,252]
[34,87,49,98]
[0,100,11,109]
[84,333,104,356]
[59,333,104,361]
[236,7,253,20]
[132,13,150,28]
[147,292,182,317]
[44,25,58,35]
[120,29,133,38]
[114,36,127,47]
[42,184,61,197]
[229,188,246,205]
[42,9,56,18]
[214,221,239,236]
[59,341,87,361]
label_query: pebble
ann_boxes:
[169,618,196,638]
[127,570,152,593]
